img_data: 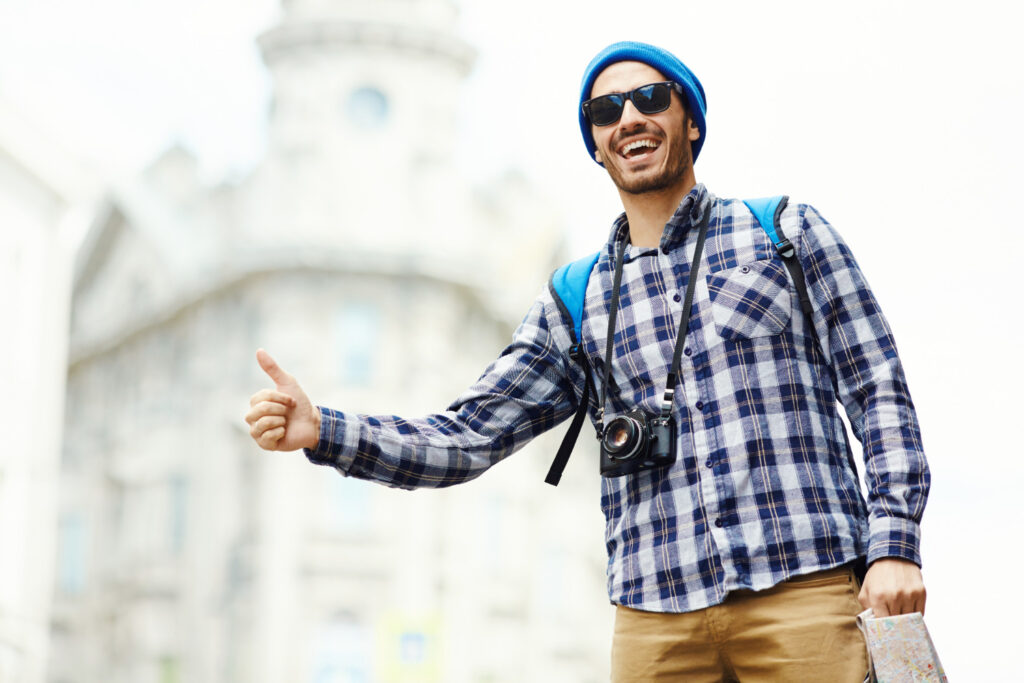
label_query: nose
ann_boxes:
[617,99,646,130]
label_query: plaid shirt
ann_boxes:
[306,184,930,613]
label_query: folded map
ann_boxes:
[857,609,947,682]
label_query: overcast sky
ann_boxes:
[2,0,1022,677]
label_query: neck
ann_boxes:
[618,175,697,248]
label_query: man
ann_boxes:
[246,41,930,681]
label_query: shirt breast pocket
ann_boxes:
[706,259,792,341]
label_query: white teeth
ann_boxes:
[620,139,659,156]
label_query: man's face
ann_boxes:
[589,61,700,195]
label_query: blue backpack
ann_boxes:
[543,195,814,485]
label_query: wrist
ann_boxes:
[308,406,322,450]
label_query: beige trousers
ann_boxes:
[611,566,870,682]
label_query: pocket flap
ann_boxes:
[706,260,792,340]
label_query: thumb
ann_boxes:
[256,348,294,387]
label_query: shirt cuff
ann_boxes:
[303,406,359,473]
[867,516,923,567]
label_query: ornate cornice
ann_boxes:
[66,251,507,370]
[258,20,476,76]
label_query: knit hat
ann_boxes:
[579,41,707,165]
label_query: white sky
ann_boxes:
[2,0,1022,677]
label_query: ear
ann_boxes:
[687,118,701,142]
[594,149,604,165]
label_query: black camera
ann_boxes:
[599,409,676,477]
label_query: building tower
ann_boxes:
[53,1,609,681]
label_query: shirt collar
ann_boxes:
[605,183,711,260]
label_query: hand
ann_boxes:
[245,349,321,452]
[858,558,927,617]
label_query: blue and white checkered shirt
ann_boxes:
[306,184,930,613]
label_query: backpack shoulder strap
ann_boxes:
[743,196,790,254]
[743,195,813,318]
[744,197,861,489]
[544,250,600,486]
[548,250,601,344]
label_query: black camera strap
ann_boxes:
[663,209,711,418]
[598,206,713,428]
[596,238,628,430]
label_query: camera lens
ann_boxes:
[603,415,644,461]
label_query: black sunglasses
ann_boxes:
[582,81,684,127]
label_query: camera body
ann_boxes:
[599,409,676,477]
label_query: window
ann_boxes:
[345,86,389,129]
[310,619,371,683]
[399,631,427,664]
[322,474,370,533]
[58,514,87,595]
[335,303,380,386]
[169,475,188,555]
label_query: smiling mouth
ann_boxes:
[618,138,661,161]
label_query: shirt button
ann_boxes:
[696,401,704,411]
[661,245,670,254]
[673,293,681,302]
[684,347,692,356]
[714,518,723,528]
[740,265,750,274]
[705,459,713,469]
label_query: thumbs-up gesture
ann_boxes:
[245,349,320,451]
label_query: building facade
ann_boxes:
[0,95,96,683]
[51,1,613,681]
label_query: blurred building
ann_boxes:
[50,1,612,682]
[0,97,96,683]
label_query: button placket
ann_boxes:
[681,233,733,559]
[661,209,731,555]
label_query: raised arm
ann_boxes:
[246,295,580,490]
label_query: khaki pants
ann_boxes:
[611,566,870,682]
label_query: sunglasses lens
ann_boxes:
[588,95,624,126]
[586,84,675,126]
[633,83,671,114]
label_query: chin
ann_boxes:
[616,168,677,195]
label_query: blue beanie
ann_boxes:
[579,41,707,165]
